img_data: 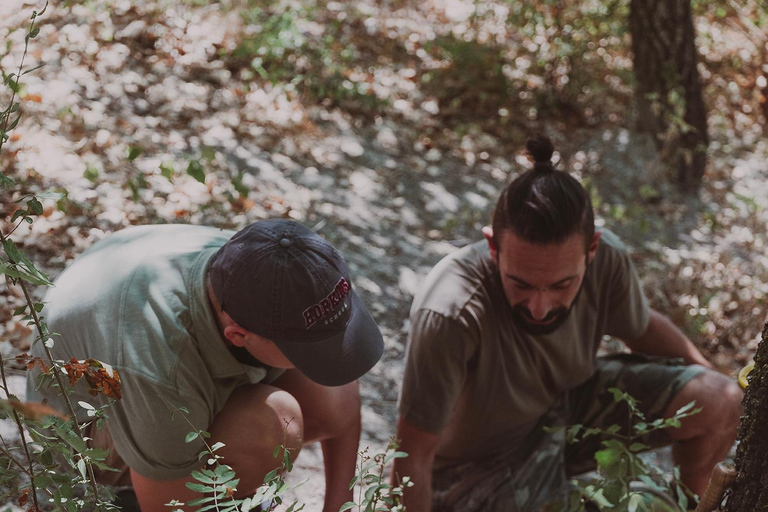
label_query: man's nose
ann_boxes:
[527,292,553,320]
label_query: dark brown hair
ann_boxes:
[491,134,595,250]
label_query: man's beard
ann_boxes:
[508,262,588,336]
[510,304,571,335]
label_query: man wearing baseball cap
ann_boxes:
[26,219,384,512]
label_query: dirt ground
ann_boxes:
[1,0,767,509]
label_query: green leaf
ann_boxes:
[0,172,14,188]
[187,159,206,183]
[127,146,143,161]
[13,305,27,315]
[83,166,99,182]
[629,442,650,453]
[21,63,45,76]
[185,431,199,443]
[0,257,52,286]
[674,400,696,415]
[383,451,409,465]
[10,209,25,224]
[160,161,175,182]
[232,172,249,197]
[201,146,216,162]
[339,502,356,512]
[8,111,22,131]
[27,197,43,215]
[191,470,217,485]
[676,483,689,510]
[185,482,213,493]
[3,239,23,264]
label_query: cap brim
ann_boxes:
[274,291,384,386]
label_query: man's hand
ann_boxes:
[391,418,440,510]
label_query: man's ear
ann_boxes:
[223,324,249,347]
[587,231,602,264]
[482,226,498,261]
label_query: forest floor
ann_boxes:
[1,0,767,509]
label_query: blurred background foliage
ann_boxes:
[1,0,767,385]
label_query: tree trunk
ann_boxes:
[628,0,709,190]
[724,323,768,511]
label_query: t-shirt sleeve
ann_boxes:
[105,371,213,481]
[602,243,650,340]
[398,308,478,434]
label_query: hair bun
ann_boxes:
[525,135,555,169]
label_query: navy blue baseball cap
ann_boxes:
[208,219,384,386]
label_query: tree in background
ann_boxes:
[629,0,709,189]
[723,323,768,511]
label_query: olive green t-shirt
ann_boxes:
[398,229,649,470]
[26,225,282,480]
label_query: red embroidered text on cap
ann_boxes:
[302,277,351,328]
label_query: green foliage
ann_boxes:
[169,404,411,512]
[229,0,383,110]
[165,404,308,512]
[418,0,633,130]
[554,388,700,512]
[0,3,46,154]
[0,5,124,509]
[187,159,206,184]
[343,439,410,512]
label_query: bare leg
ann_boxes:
[131,383,304,511]
[664,370,743,495]
[272,370,361,512]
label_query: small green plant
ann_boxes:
[557,388,700,512]
[342,439,410,512]
[164,404,411,512]
[164,404,306,512]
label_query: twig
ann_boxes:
[0,3,47,151]
[0,354,39,510]
[17,279,103,502]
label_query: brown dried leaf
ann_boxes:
[18,489,30,507]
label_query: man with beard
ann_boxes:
[391,136,743,511]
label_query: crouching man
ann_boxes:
[27,219,384,512]
[391,136,743,511]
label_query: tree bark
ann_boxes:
[724,322,768,511]
[628,0,709,190]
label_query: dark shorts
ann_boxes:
[432,354,706,512]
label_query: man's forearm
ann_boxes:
[391,456,434,510]
[625,309,712,368]
[320,415,360,512]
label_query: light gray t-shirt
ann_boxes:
[398,229,649,470]
[26,225,281,480]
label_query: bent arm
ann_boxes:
[623,308,711,368]
[391,418,440,511]
[271,370,359,512]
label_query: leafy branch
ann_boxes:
[561,387,701,512]
[342,438,410,512]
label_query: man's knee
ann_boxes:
[668,370,743,439]
[211,384,305,475]
[272,371,362,443]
